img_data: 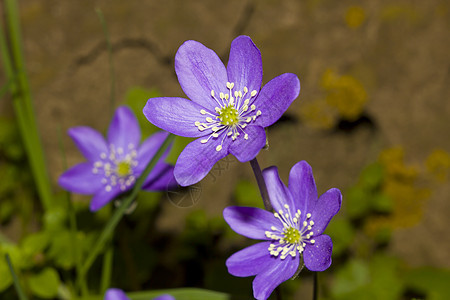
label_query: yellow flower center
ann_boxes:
[116,161,132,177]
[218,104,240,126]
[283,227,301,244]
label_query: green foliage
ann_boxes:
[125,87,161,139]
[345,162,392,219]
[325,217,355,257]
[234,180,264,209]
[128,288,230,300]
[0,257,13,292]
[331,255,403,300]
[27,267,60,298]
[404,267,450,300]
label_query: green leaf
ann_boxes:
[345,186,371,218]
[28,267,60,298]
[125,87,161,139]
[325,217,355,256]
[370,193,392,213]
[332,259,370,296]
[43,205,68,232]
[22,231,49,257]
[0,257,13,292]
[83,288,230,300]
[166,136,193,165]
[128,288,230,300]
[234,180,264,209]
[331,255,403,300]
[359,162,384,190]
[47,230,76,269]
[404,267,450,300]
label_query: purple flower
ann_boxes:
[223,161,342,300]
[59,106,176,212]
[105,288,175,300]
[144,36,300,186]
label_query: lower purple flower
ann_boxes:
[105,288,175,300]
[223,161,342,300]
[58,106,177,212]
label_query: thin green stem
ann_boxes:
[79,133,175,279]
[5,254,29,300]
[3,0,53,211]
[100,245,114,294]
[95,9,116,116]
[249,158,272,211]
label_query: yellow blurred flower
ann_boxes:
[321,69,368,121]
[425,149,450,182]
[299,99,336,129]
[345,6,366,29]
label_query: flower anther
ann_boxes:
[196,82,261,151]
[93,143,138,192]
[265,204,315,260]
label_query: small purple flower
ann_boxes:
[223,161,342,300]
[59,106,176,212]
[105,288,175,300]
[144,36,300,186]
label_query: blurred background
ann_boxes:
[1,0,449,299]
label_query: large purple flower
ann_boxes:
[223,161,342,300]
[144,35,300,186]
[59,106,176,212]
[105,288,174,300]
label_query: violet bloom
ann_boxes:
[105,288,174,300]
[223,161,342,300]
[144,35,300,186]
[59,106,176,212]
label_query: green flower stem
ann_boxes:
[79,133,175,280]
[100,244,114,294]
[249,158,273,211]
[2,0,53,211]
[5,254,29,300]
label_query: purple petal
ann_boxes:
[303,234,333,271]
[254,73,300,127]
[144,97,210,138]
[175,40,228,111]
[104,288,130,300]
[229,125,266,162]
[310,188,342,235]
[174,135,231,186]
[68,127,108,162]
[142,163,177,191]
[262,166,295,213]
[223,206,279,240]
[58,163,103,194]
[252,252,299,300]
[107,106,141,150]
[136,131,172,170]
[90,185,121,212]
[153,295,175,300]
[226,241,273,277]
[288,161,318,217]
[227,36,262,94]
